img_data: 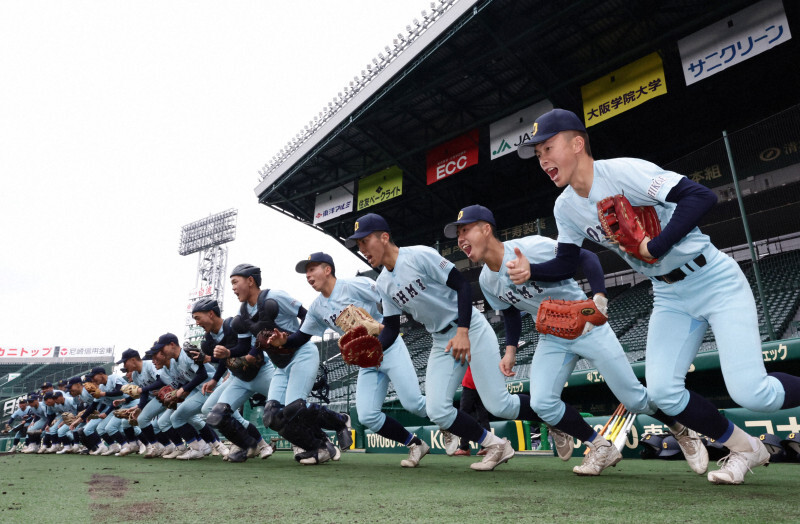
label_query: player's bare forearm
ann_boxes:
[445,327,471,364]
[639,236,654,261]
[500,346,517,377]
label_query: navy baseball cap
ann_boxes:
[658,435,683,458]
[87,366,107,379]
[345,214,390,248]
[639,432,664,452]
[53,391,63,398]
[517,108,587,160]
[67,377,82,386]
[295,252,335,274]
[41,381,53,389]
[230,263,262,287]
[191,298,221,317]
[443,205,496,239]
[43,392,55,400]
[116,348,140,365]
[18,397,28,404]
[57,379,67,387]
[150,333,179,351]
[28,393,40,401]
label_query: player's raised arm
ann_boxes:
[507,243,581,285]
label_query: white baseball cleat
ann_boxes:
[138,442,147,455]
[671,426,709,474]
[441,430,460,456]
[573,437,622,476]
[224,444,242,462]
[212,441,229,459]
[101,443,121,456]
[91,444,108,456]
[470,438,515,471]
[257,440,274,459]
[299,442,337,465]
[400,441,430,468]
[162,444,186,459]
[707,440,770,485]
[56,444,73,455]
[548,426,574,461]
[117,443,137,457]
[176,442,205,460]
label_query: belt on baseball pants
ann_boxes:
[436,320,459,335]
[654,254,707,284]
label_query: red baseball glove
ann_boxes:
[597,194,661,264]
[338,325,383,368]
[536,298,608,340]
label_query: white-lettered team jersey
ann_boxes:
[555,157,712,276]
[131,360,160,388]
[480,236,588,314]
[301,277,383,337]
[160,350,214,389]
[376,246,462,333]
[239,289,304,345]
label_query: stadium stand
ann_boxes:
[0,362,112,397]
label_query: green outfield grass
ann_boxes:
[1,451,798,523]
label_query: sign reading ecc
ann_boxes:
[426,129,479,185]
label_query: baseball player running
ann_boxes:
[144,334,224,460]
[273,251,446,467]
[513,108,800,484]
[223,262,350,465]
[5,397,31,453]
[347,213,553,471]
[446,204,705,475]
[191,298,261,460]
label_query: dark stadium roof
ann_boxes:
[254,0,800,253]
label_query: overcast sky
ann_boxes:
[0,1,439,359]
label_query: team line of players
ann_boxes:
[8,108,800,484]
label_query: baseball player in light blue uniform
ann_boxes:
[348,213,551,471]
[22,394,47,453]
[202,264,279,464]
[288,252,434,467]
[85,367,128,456]
[5,398,31,452]
[514,108,800,484]
[236,261,352,466]
[446,204,705,475]
[42,391,76,453]
[145,334,220,460]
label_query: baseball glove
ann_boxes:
[77,409,100,420]
[184,342,206,365]
[536,298,608,340]
[156,386,182,410]
[338,325,383,368]
[255,328,293,369]
[83,382,103,398]
[113,407,135,419]
[597,194,661,264]
[335,305,381,337]
[121,384,140,399]
[61,413,78,425]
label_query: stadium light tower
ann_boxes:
[178,208,238,345]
